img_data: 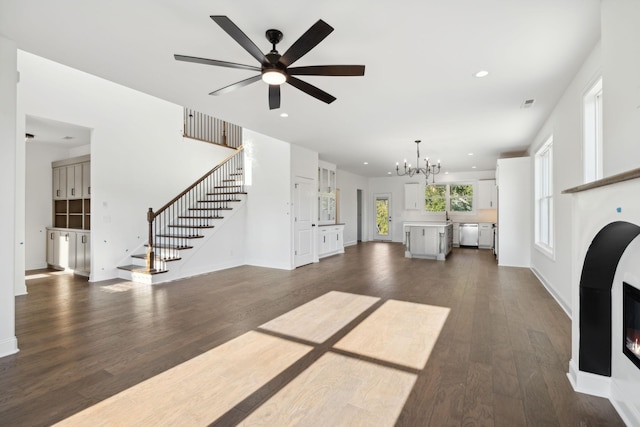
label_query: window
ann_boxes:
[424,183,474,212]
[535,137,554,255]
[425,184,446,212]
[583,77,603,183]
[450,184,473,212]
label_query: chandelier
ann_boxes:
[396,140,441,182]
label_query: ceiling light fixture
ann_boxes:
[475,70,489,78]
[262,68,287,85]
[363,161,369,165]
[396,140,441,183]
[280,113,289,118]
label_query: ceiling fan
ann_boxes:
[174,16,365,110]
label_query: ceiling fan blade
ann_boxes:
[269,85,281,110]
[279,20,334,67]
[211,16,268,66]
[209,75,262,96]
[287,76,336,104]
[174,54,261,71]
[288,65,365,76]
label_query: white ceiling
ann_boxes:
[1,0,600,177]
[25,115,91,147]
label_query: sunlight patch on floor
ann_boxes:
[259,290,379,343]
[334,299,450,370]
[54,331,312,426]
[239,352,417,426]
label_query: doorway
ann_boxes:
[293,177,315,267]
[357,189,363,242]
[374,193,391,241]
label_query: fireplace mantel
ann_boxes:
[563,167,640,194]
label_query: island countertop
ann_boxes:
[403,221,452,227]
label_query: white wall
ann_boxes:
[336,169,369,246]
[601,0,640,177]
[25,142,73,270]
[527,43,602,314]
[369,170,497,242]
[18,51,232,281]
[244,129,292,270]
[0,35,19,357]
[497,157,531,268]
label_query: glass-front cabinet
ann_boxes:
[318,161,337,224]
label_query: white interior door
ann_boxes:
[294,178,315,267]
[374,193,391,241]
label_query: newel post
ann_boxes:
[147,208,155,271]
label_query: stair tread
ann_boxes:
[155,234,204,239]
[188,207,232,211]
[178,215,224,219]
[145,243,194,250]
[206,192,247,195]
[198,199,241,203]
[117,264,168,274]
[131,254,181,262]
[168,225,215,229]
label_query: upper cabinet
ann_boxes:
[477,179,497,209]
[404,183,421,210]
[318,161,337,225]
[51,155,91,230]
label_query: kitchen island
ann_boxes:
[403,222,453,260]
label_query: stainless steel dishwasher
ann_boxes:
[459,223,479,247]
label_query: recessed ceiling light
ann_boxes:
[472,166,477,169]
[468,152,474,156]
[363,161,369,165]
[280,113,289,118]
[387,172,392,175]
[445,171,449,175]
[475,70,489,78]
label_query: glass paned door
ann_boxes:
[375,194,391,240]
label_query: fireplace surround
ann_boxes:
[564,168,640,425]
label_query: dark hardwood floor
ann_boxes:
[0,243,624,426]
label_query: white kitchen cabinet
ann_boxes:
[479,223,493,249]
[452,223,460,246]
[404,183,421,210]
[318,224,344,258]
[404,222,453,260]
[318,161,337,225]
[478,179,497,209]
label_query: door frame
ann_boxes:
[373,193,392,241]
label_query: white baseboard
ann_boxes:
[344,240,358,247]
[567,359,611,398]
[0,336,19,359]
[611,380,640,427]
[530,267,571,318]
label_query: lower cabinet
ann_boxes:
[318,224,345,259]
[479,223,493,249]
[46,228,90,276]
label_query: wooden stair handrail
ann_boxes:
[150,146,243,220]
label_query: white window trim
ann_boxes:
[583,76,603,183]
[424,182,476,214]
[534,137,554,258]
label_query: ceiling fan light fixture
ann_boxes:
[262,69,287,85]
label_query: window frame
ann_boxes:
[423,182,476,214]
[534,136,554,258]
[583,76,603,183]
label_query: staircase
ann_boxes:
[117,146,245,284]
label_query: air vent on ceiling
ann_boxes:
[62,136,75,140]
[521,98,535,109]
